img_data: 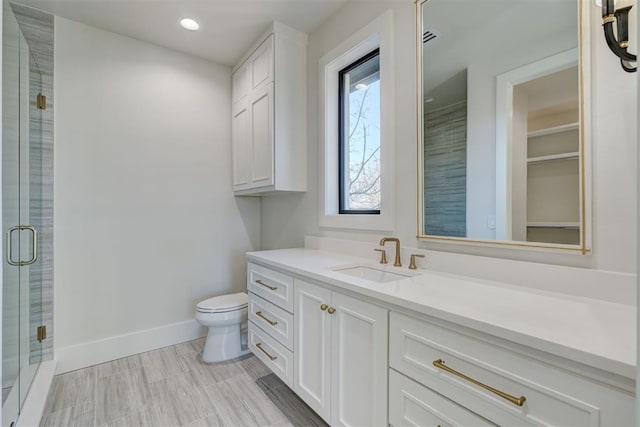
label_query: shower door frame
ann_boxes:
[1,2,54,425]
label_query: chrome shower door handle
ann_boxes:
[6,225,38,266]
[6,226,21,266]
[22,226,38,266]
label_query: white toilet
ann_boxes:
[195,292,249,363]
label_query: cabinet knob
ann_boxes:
[327,307,336,314]
[320,304,328,311]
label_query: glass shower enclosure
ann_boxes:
[2,2,48,425]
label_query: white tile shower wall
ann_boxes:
[54,18,261,370]
[424,101,467,238]
[260,1,638,296]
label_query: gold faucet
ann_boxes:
[374,248,387,264]
[379,237,402,267]
[408,254,425,270]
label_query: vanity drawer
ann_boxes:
[390,312,634,427]
[247,263,293,312]
[248,320,293,388]
[248,292,294,351]
[389,369,496,427]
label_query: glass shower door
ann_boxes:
[19,36,44,410]
[2,2,44,425]
[2,4,22,424]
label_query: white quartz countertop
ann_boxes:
[247,248,636,380]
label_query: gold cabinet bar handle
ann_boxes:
[320,304,328,311]
[255,311,278,326]
[433,359,526,407]
[255,279,277,291]
[255,343,277,361]
[327,307,336,314]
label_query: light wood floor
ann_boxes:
[40,338,327,427]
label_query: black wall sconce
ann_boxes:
[601,0,637,72]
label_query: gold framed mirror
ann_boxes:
[416,0,591,254]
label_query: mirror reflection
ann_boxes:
[419,0,583,247]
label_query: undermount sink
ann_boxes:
[332,265,413,283]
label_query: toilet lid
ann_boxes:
[197,292,248,313]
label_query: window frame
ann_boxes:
[318,10,395,231]
[338,48,381,215]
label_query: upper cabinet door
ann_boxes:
[249,83,274,188]
[251,35,274,90]
[231,100,250,190]
[232,63,250,104]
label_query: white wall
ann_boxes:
[464,2,577,240]
[54,18,260,370]
[0,1,7,420]
[260,1,638,277]
[636,2,639,420]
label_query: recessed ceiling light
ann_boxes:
[425,96,435,103]
[355,83,369,90]
[180,18,200,31]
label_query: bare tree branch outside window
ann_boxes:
[345,81,381,210]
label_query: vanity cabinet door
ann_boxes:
[293,280,332,422]
[331,292,388,427]
[293,279,389,426]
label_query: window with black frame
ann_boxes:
[338,48,381,214]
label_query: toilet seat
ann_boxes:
[197,292,248,314]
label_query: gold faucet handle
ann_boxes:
[374,248,388,264]
[409,254,425,270]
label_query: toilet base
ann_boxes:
[202,324,250,363]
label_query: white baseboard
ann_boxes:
[55,319,206,374]
[17,360,56,427]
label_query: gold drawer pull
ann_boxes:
[320,304,329,311]
[255,343,277,361]
[327,307,336,314]
[433,359,526,407]
[255,279,277,291]
[255,311,278,326]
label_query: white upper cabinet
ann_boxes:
[231,23,307,195]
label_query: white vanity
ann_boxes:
[245,248,635,427]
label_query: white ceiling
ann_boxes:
[421,0,578,110]
[516,65,579,113]
[15,0,349,66]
